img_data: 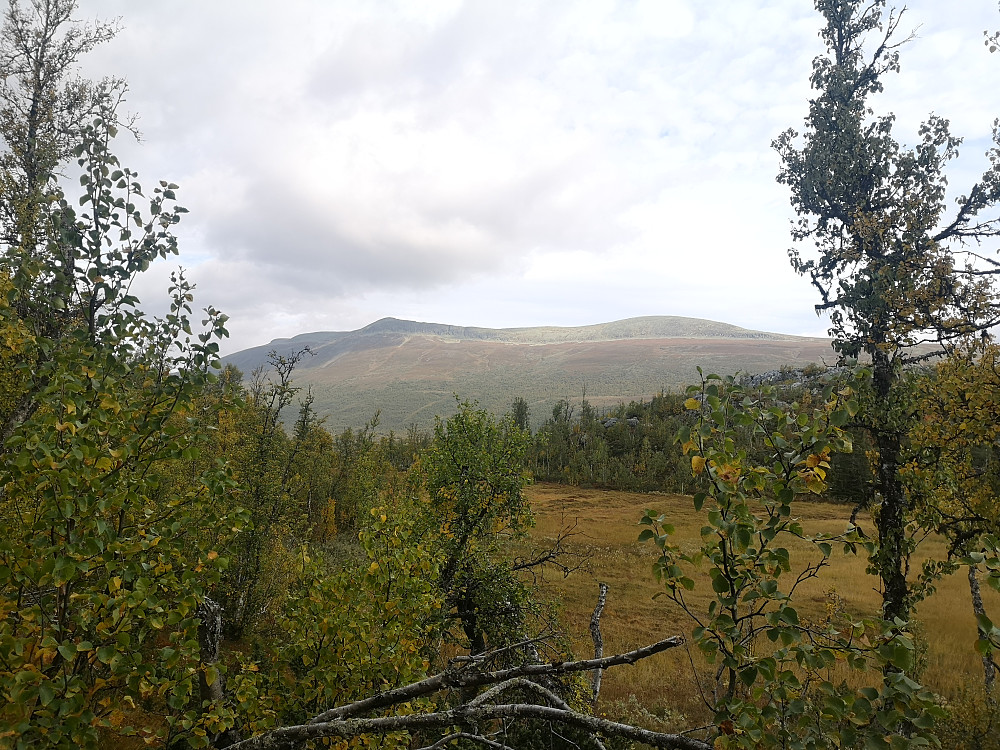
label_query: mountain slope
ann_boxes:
[223,316,837,432]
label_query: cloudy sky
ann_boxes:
[75,0,1000,354]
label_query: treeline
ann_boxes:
[528,392,689,491]
[306,377,847,501]
[521,379,875,502]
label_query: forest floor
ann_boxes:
[523,482,998,726]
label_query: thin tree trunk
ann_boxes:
[590,582,608,706]
[197,597,241,748]
[969,565,997,698]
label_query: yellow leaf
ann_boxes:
[806,474,826,494]
[368,562,380,575]
[718,465,740,482]
[684,397,701,410]
[691,456,706,475]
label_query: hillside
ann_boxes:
[222,316,838,432]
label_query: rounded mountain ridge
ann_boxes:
[268,315,797,349]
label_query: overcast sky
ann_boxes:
[75,0,1000,354]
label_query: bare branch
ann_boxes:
[468,677,572,710]
[415,732,515,750]
[512,516,590,581]
[466,677,607,750]
[589,582,608,705]
[222,637,691,750]
[227,702,710,750]
[311,635,684,723]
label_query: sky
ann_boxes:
[73,0,1000,355]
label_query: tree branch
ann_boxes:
[466,677,608,750]
[223,636,691,750]
[415,732,515,750]
[227,702,709,750]
[309,635,684,724]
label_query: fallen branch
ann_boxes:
[227,701,709,750]
[415,731,515,750]
[310,635,684,723]
[224,636,693,750]
[468,677,607,750]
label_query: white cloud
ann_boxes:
[73,0,1000,353]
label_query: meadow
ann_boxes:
[524,483,998,725]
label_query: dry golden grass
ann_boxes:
[524,482,999,721]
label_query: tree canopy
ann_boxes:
[775,0,1000,625]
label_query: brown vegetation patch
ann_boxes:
[523,483,1000,719]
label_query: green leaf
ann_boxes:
[38,682,56,706]
[204,665,219,687]
[780,607,799,625]
[693,492,706,512]
[890,642,913,670]
[912,713,935,729]
[976,612,994,634]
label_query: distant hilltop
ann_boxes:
[223,316,835,432]
[224,315,805,373]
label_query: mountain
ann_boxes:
[222,316,838,432]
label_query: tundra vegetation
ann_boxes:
[2,1,1000,749]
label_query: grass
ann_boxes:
[523,482,1000,722]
